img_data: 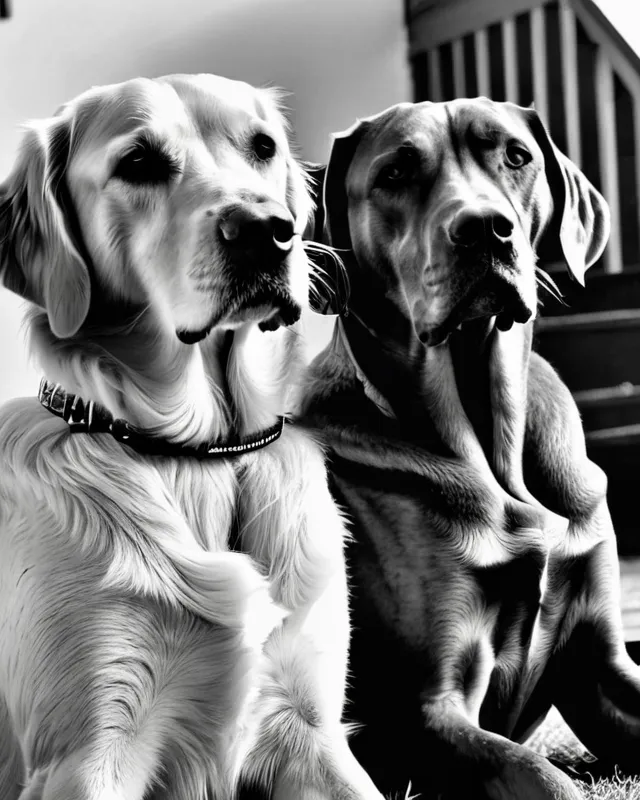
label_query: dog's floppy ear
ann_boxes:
[524,108,610,285]
[323,118,369,253]
[303,119,370,316]
[285,152,314,237]
[0,116,92,338]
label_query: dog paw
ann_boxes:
[486,754,584,800]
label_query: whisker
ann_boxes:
[303,239,348,266]
[305,262,334,304]
[303,240,350,310]
[535,267,567,306]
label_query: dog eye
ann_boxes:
[505,145,532,169]
[113,142,177,185]
[379,163,406,183]
[376,148,418,189]
[252,133,277,161]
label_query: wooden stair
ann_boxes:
[535,270,640,557]
[621,558,640,645]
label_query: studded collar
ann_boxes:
[38,378,286,459]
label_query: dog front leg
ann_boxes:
[555,647,640,774]
[422,699,584,800]
[551,513,640,774]
[236,439,384,799]
[245,569,384,800]
[15,746,154,800]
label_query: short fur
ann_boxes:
[300,98,640,799]
[0,74,383,800]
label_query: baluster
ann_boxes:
[452,37,466,98]
[559,1,582,167]
[475,28,491,97]
[502,17,519,104]
[428,47,443,102]
[594,48,622,273]
[530,6,549,123]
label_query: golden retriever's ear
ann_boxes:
[523,108,610,285]
[0,117,91,337]
[285,154,313,236]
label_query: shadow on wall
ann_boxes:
[0,0,410,402]
[0,0,410,171]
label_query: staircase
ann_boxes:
[535,272,640,556]
[406,0,640,558]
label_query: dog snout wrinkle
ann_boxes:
[450,209,514,247]
[218,202,295,265]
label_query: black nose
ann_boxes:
[218,202,295,265]
[449,209,514,247]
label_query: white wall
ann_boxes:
[592,0,640,57]
[0,0,410,402]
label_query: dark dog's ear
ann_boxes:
[524,108,610,285]
[302,164,326,243]
[0,116,91,337]
[323,119,370,252]
[302,119,372,316]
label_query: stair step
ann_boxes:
[620,558,640,643]
[537,308,640,331]
[534,310,640,393]
[532,274,640,556]
[574,384,640,431]
[539,269,640,318]
[587,423,640,446]
[585,434,640,557]
[575,384,640,403]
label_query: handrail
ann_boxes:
[408,0,542,53]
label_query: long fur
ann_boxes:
[0,74,382,800]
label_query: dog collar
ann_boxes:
[337,318,395,420]
[38,378,286,459]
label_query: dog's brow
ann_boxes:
[370,147,403,167]
[188,99,257,144]
[445,106,462,164]
[468,121,508,144]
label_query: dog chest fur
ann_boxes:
[328,455,546,712]
[0,400,345,796]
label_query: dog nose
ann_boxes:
[449,210,514,246]
[218,202,295,263]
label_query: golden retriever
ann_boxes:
[0,74,383,800]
